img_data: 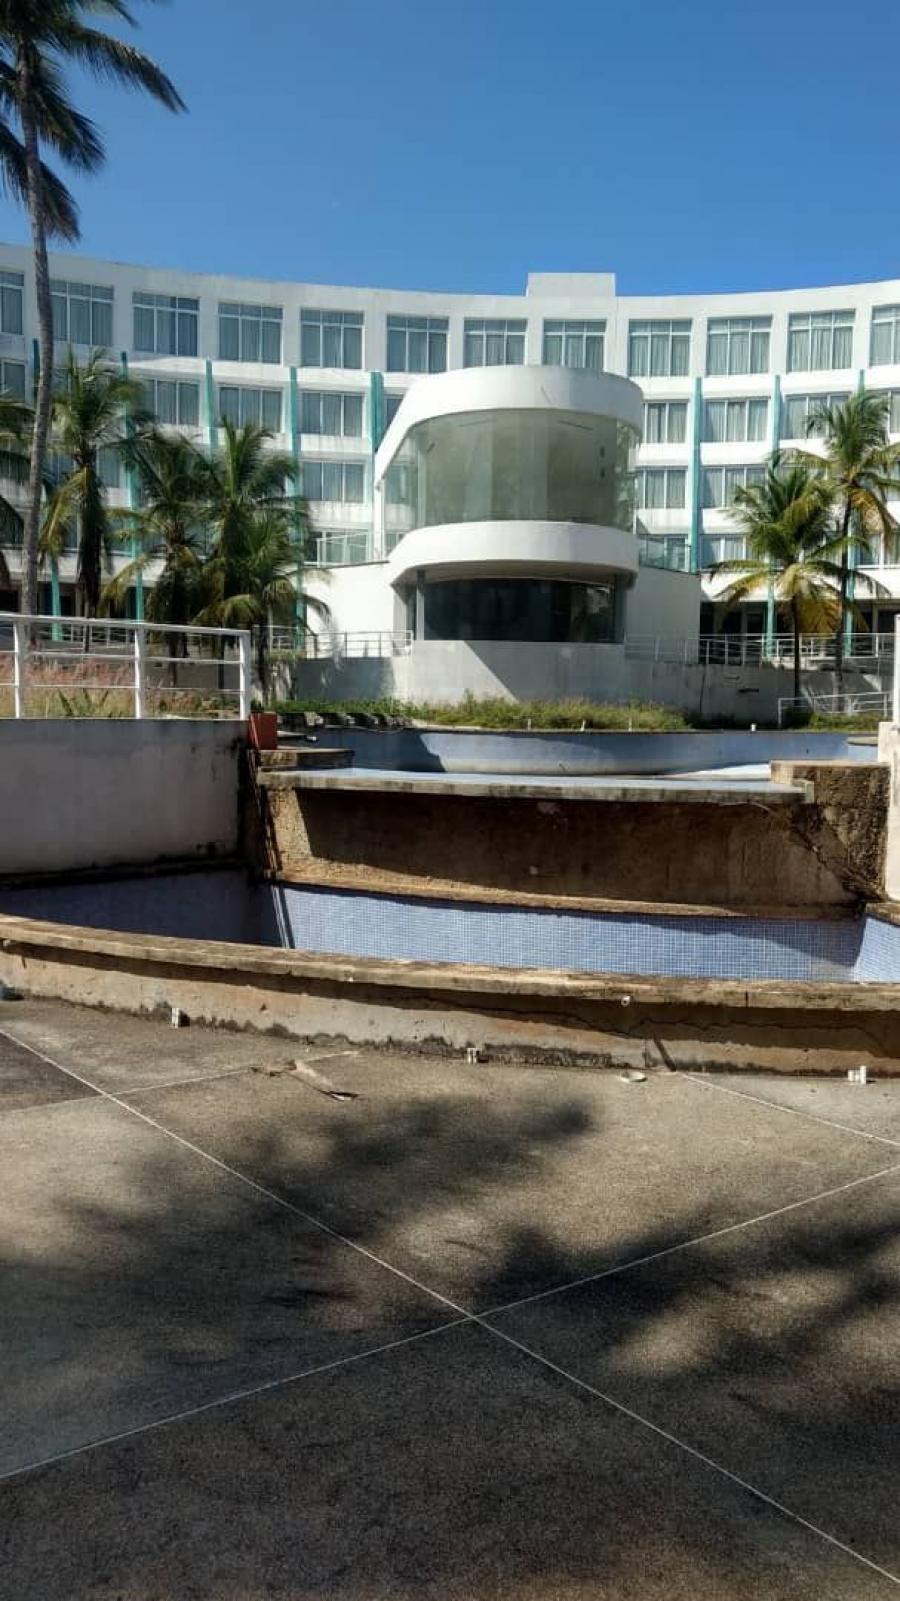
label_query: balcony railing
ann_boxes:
[0,613,251,719]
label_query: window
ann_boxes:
[643,400,688,444]
[706,317,770,375]
[386,315,448,374]
[628,320,691,378]
[218,385,283,430]
[704,397,768,443]
[51,280,113,346]
[300,390,364,437]
[872,390,900,433]
[424,577,619,644]
[636,467,686,509]
[0,359,25,399]
[141,377,200,428]
[385,393,403,427]
[218,302,282,364]
[132,292,198,357]
[542,319,605,373]
[780,392,849,439]
[463,318,526,367]
[702,464,766,507]
[0,270,23,335]
[702,535,747,565]
[302,460,366,503]
[787,311,854,372]
[300,309,363,369]
[870,306,900,367]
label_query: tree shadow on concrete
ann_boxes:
[1,1068,899,1599]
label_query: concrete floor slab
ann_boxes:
[264,765,808,804]
[117,1050,895,1310]
[489,1169,900,1576]
[0,996,298,1093]
[1,1321,894,1601]
[0,1024,95,1113]
[691,1071,900,1147]
[0,1093,445,1476]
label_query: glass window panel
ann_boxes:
[51,291,67,341]
[725,401,744,441]
[564,332,582,367]
[154,306,176,354]
[97,446,120,489]
[543,332,563,366]
[750,329,769,373]
[322,392,342,434]
[649,331,669,376]
[178,382,199,427]
[303,461,322,499]
[464,333,482,367]
[386,328,406,371]
[261,390,282,430]
[241,318,260,363]
[506,332,525,364]
[2,361,25,398]
[788,327,808,371]
[706,330,728,376]
[133,304,155,351]
[92,297,113,346]
[428,329,447,372]
[177,309,198,357]
[485,332,504,364]
[219,315,239,360]
[155,380,177,424]
[0,283,22,335]
[728,329,750,374]
[300,321,321,366]
[322,324,341,366]
[70,295,91,345]
[705,401,726,443]
[343,393,363,435]
[748,398,768,440]
[407,328,427,372]
[260,319,281,364]
[584,333,603,373]
[344,463,365,502]
[343,324,362,368]
[322,462,342,500]
[667,401,687,443]
[666,470,685,508]
[628,332,648,377]
[671,332,690,376]
[219,387,240,425]
[644,403,663,443]
[301,391,320,432]
[891,393,900,433]
[833,323,853,367]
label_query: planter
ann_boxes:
[248,711,278,750]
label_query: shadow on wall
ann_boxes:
[2,1075,899,1595]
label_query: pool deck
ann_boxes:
[2,996,899,1598]
[258,763,810,805]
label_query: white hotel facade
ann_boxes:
[2,244,900,695]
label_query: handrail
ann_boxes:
[0,612,252,719]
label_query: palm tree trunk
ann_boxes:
[834,500,852,696]
[791,598,801,706]
[18,62,53,621]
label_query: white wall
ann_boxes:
[626,566,702,640]
[0,721,242,877]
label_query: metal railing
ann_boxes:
[0,613,251,719]
[777,690,891,726]
[695,633,895,668]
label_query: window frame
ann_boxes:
[217,384,284,432]
[218,301,283,365]
[637,466,687,510]
[705,316,771,376]
[462,318,527,368]
[385,314,448,375]
[786,310,854,373]
[541,319,605,374]
[628,319,692,379]
[299,309,364,370]
[643,399,689,444]
[50,279,114,347]
[0,270,24,337]
[302,458,366,504]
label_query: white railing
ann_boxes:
[287,630,414,659]
[625,632,897,668]
[0,613,251,719]
[777,690,891,726]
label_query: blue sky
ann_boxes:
[0,0,896,295]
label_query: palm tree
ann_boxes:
[48,347,146,614]
[0,0,183,617]
[196,421,320,696]
[713,461,852,704]
[0,388,33,586]
[792,392,900,689]
[100,427,207,642]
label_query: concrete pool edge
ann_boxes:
[3,911,900,1074]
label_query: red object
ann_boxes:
[248,711,278,750]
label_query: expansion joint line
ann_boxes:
[1,1022,898,1588]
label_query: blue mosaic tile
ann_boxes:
[273,883,862,983]
[855,917,900,982]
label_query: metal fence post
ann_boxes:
[12,616,25,719]
[237,630,251,719]
[133,626,146,719]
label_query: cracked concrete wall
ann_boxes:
[769,760,889,901]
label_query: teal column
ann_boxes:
[204,359,216,450]
[687,375,702,572]
[843,369,867,649]
[765,373,781,654]
[120,351,143,620]
[288,366,305,634]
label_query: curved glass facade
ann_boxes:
[423,576,620,643]
[384,408,638,541]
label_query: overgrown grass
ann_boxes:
[275,693,692,731]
